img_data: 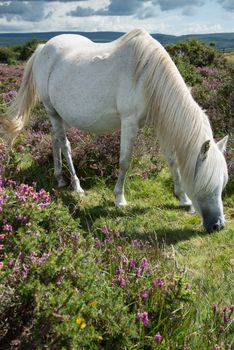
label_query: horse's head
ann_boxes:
[190,135,228,233]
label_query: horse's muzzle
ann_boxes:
[203,217,225,233]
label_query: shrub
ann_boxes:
[166,39,226,68]
[192,65,234,135]
[0,47,17,64]
[13,39,41,61]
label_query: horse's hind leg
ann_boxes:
[165,149,194,212]
[114,115,139,206]
[52,132,67,188]
[48,111,84,194]
[46,110,66,187]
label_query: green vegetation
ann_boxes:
[0,39,233,349]
[0,39,43,64]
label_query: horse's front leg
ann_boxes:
[114,116,139,206]
[164,149,195,212]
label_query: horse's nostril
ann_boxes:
[212,223,220,231]
[212,221,225,231]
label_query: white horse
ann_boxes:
[1,29,228,232]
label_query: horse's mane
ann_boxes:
[119,29,218,193]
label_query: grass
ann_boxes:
[224,52,234,62]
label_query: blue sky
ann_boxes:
[0,0,234,35]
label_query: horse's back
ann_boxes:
[32,31,146,133]
[33,33,123,100]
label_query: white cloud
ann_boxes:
[0,0,233,35]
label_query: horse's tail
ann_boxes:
[1,44,44,143]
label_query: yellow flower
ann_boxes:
[90,300,97,307]
[76,317,83,326]
[97,335,103,341]
[80,323,87,329]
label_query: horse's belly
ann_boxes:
[64,111,121,134]
[49,58,123,133]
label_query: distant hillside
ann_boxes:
[0,31,233,51]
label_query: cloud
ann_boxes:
[0,1,46,22]
[68,0,148,17]
[67,0,207,18]
[217,0,234,11]
[154,0,205,11]
[100,0,144,16]
[69,6,95,17]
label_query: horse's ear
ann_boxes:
[217,135,228,153]
[200,140,211,160]
[194,140,211,178]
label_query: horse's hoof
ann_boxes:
[180,204,195,214]
[73,187,85,196]
[58,179,67,188]
[115,195,127,207]
[78,191,85,197]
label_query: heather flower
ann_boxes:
[197,66,219,77]
[0,234,5,240]
[129,258,136,268]
[154,332,162,342]
[137,311,149,326]
[212,345,220,350]
[95,238,101,248]
[140,257,149,270]
[140,289,148,300]
[152,278,165,290]
[220,325,225,333]
[185,283,191,290]
[3,224,12,231]
[101,225,110,236]
[7,260,14,268]
[21,263,29,279]
[120,255,129,266]
[114,275,129,287]
[0,90,17,102]
[136,267,142,278]
[16,214,24,221]
[202,78,220,89]
[224,317,231,324]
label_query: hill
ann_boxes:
[0,31,233,51]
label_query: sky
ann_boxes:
[0,0,234,35]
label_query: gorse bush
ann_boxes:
[0,39,43,64]
[166,39,226,68]
[0,47,16,64]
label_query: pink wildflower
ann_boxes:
[154,332,162,342]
